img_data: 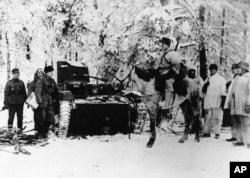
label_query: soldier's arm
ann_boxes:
[246,77,250,105]
[220,78,227,109]
[198,77,204,88]
[220,78,227,96]
[27,81,33,96]
[152,57,161,70]
[53,81,60,115]
[165,51,181,73]
[21,81,27,100]
[35,79,43,104]
[4,81,10,107]
[224,83,233,109]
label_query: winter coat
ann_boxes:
[4,78,27,106]
[228,73,250,116]
[224,75,238,109]
[154,50,181,76]
[204,73,226,109]
[35,76,60,114]
[27,73,40,96]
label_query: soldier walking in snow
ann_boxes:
[3,68,27,132]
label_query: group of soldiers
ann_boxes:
[155,36,250,149]
[2,36,250,149]
[3,66,59,139]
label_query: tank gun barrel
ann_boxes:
[73,74,108,82]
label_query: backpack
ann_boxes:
[173,76,188,96]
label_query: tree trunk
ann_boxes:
[199,5,207,81]
[220,8,225,64]
[0,30,2,65]
[5,32,11,81]
[243,10,247,60]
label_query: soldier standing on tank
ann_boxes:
[35,66,60,138]
[3,68,27,132]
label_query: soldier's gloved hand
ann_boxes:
[2,106,8,110]
[245,105,250,114]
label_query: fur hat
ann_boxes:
[238,61,249,71]
[160,37,171,46]
[12,68,19,74]
[44,66,54,73]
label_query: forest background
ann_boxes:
[0,0,250,90]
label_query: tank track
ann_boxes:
[58,100,71,138]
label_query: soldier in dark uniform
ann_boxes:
[4,68,27,131]
[35,66,60,138]
[27,68,44,132]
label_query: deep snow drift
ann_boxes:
[0,107,249,178]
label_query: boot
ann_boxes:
[226,138,236,142]
[201,133,211,137]
[215,134,220,139]
[233,142,244,146]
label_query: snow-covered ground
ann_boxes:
[0,107,249,178]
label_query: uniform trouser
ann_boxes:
[203,108,223,134]
[33,108,44,131]
[8,104,24,130]
[165,78,175,108]
[241,115,250,144]
[37,105,55,134]
[230,115,237,139]
[233,115,243,143]
[234,115,250,144]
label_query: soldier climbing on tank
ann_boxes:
[35,65,60,138]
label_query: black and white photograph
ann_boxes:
[0,0,250,178]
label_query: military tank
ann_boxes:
[55,61,130,138]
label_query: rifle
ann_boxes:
[174,36,181,51]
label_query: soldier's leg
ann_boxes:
[212,108,223,135]
[34,108,45,132]
[240,116,250,145]
[43,105,55,134]
[234,115,243,143]
[33,109,38,131]
[231,115,237,139]
[38,107,47,135]
[16,104,24,131]
[203,109,212,134]
[165,78,175,108]
[8,105,16,130]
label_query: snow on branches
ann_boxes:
[0,0,249,83]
